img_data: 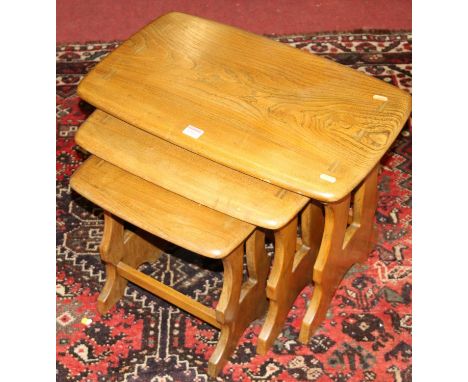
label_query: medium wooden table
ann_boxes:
[77,12,412,349]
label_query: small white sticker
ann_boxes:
[320,173,337,183]
[183,125,204,139]
[373,94,388,102]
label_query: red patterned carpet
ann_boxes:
[56,32,412,382]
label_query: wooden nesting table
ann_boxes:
[72,12,412,377]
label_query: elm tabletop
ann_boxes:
[77,11,411,202]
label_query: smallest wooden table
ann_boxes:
[71,155,268,377]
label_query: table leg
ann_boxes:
[98,212,163,313]
[208,230,269,377]
[299,166,378,343]
[257,202,324,354]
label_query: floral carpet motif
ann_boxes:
[56,31,412,382]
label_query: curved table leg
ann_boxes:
[98,212,163,313]
[208,230,270,377]
[257,202,324,354]
[299,166,379,343]
[98,264,128,314]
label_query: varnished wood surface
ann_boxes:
[76,110,309,229]
[257,201,324,354]
[78,11,412,202]
[70,155,255,258]
[299,165,379,343]
[208,230,269,376]
[94,212,269,377]
[97,213,163,314]
[117,261,221,328]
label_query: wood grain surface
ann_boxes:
[76,110,309,229]
[78,12,411,202]
[70,155,255,258]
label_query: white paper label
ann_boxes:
[320,173,337,183]
[183,125,204,139]
[373,94,388,102]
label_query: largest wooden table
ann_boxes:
[78,12,412,349]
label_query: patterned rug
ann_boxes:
[56,31,412,382]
